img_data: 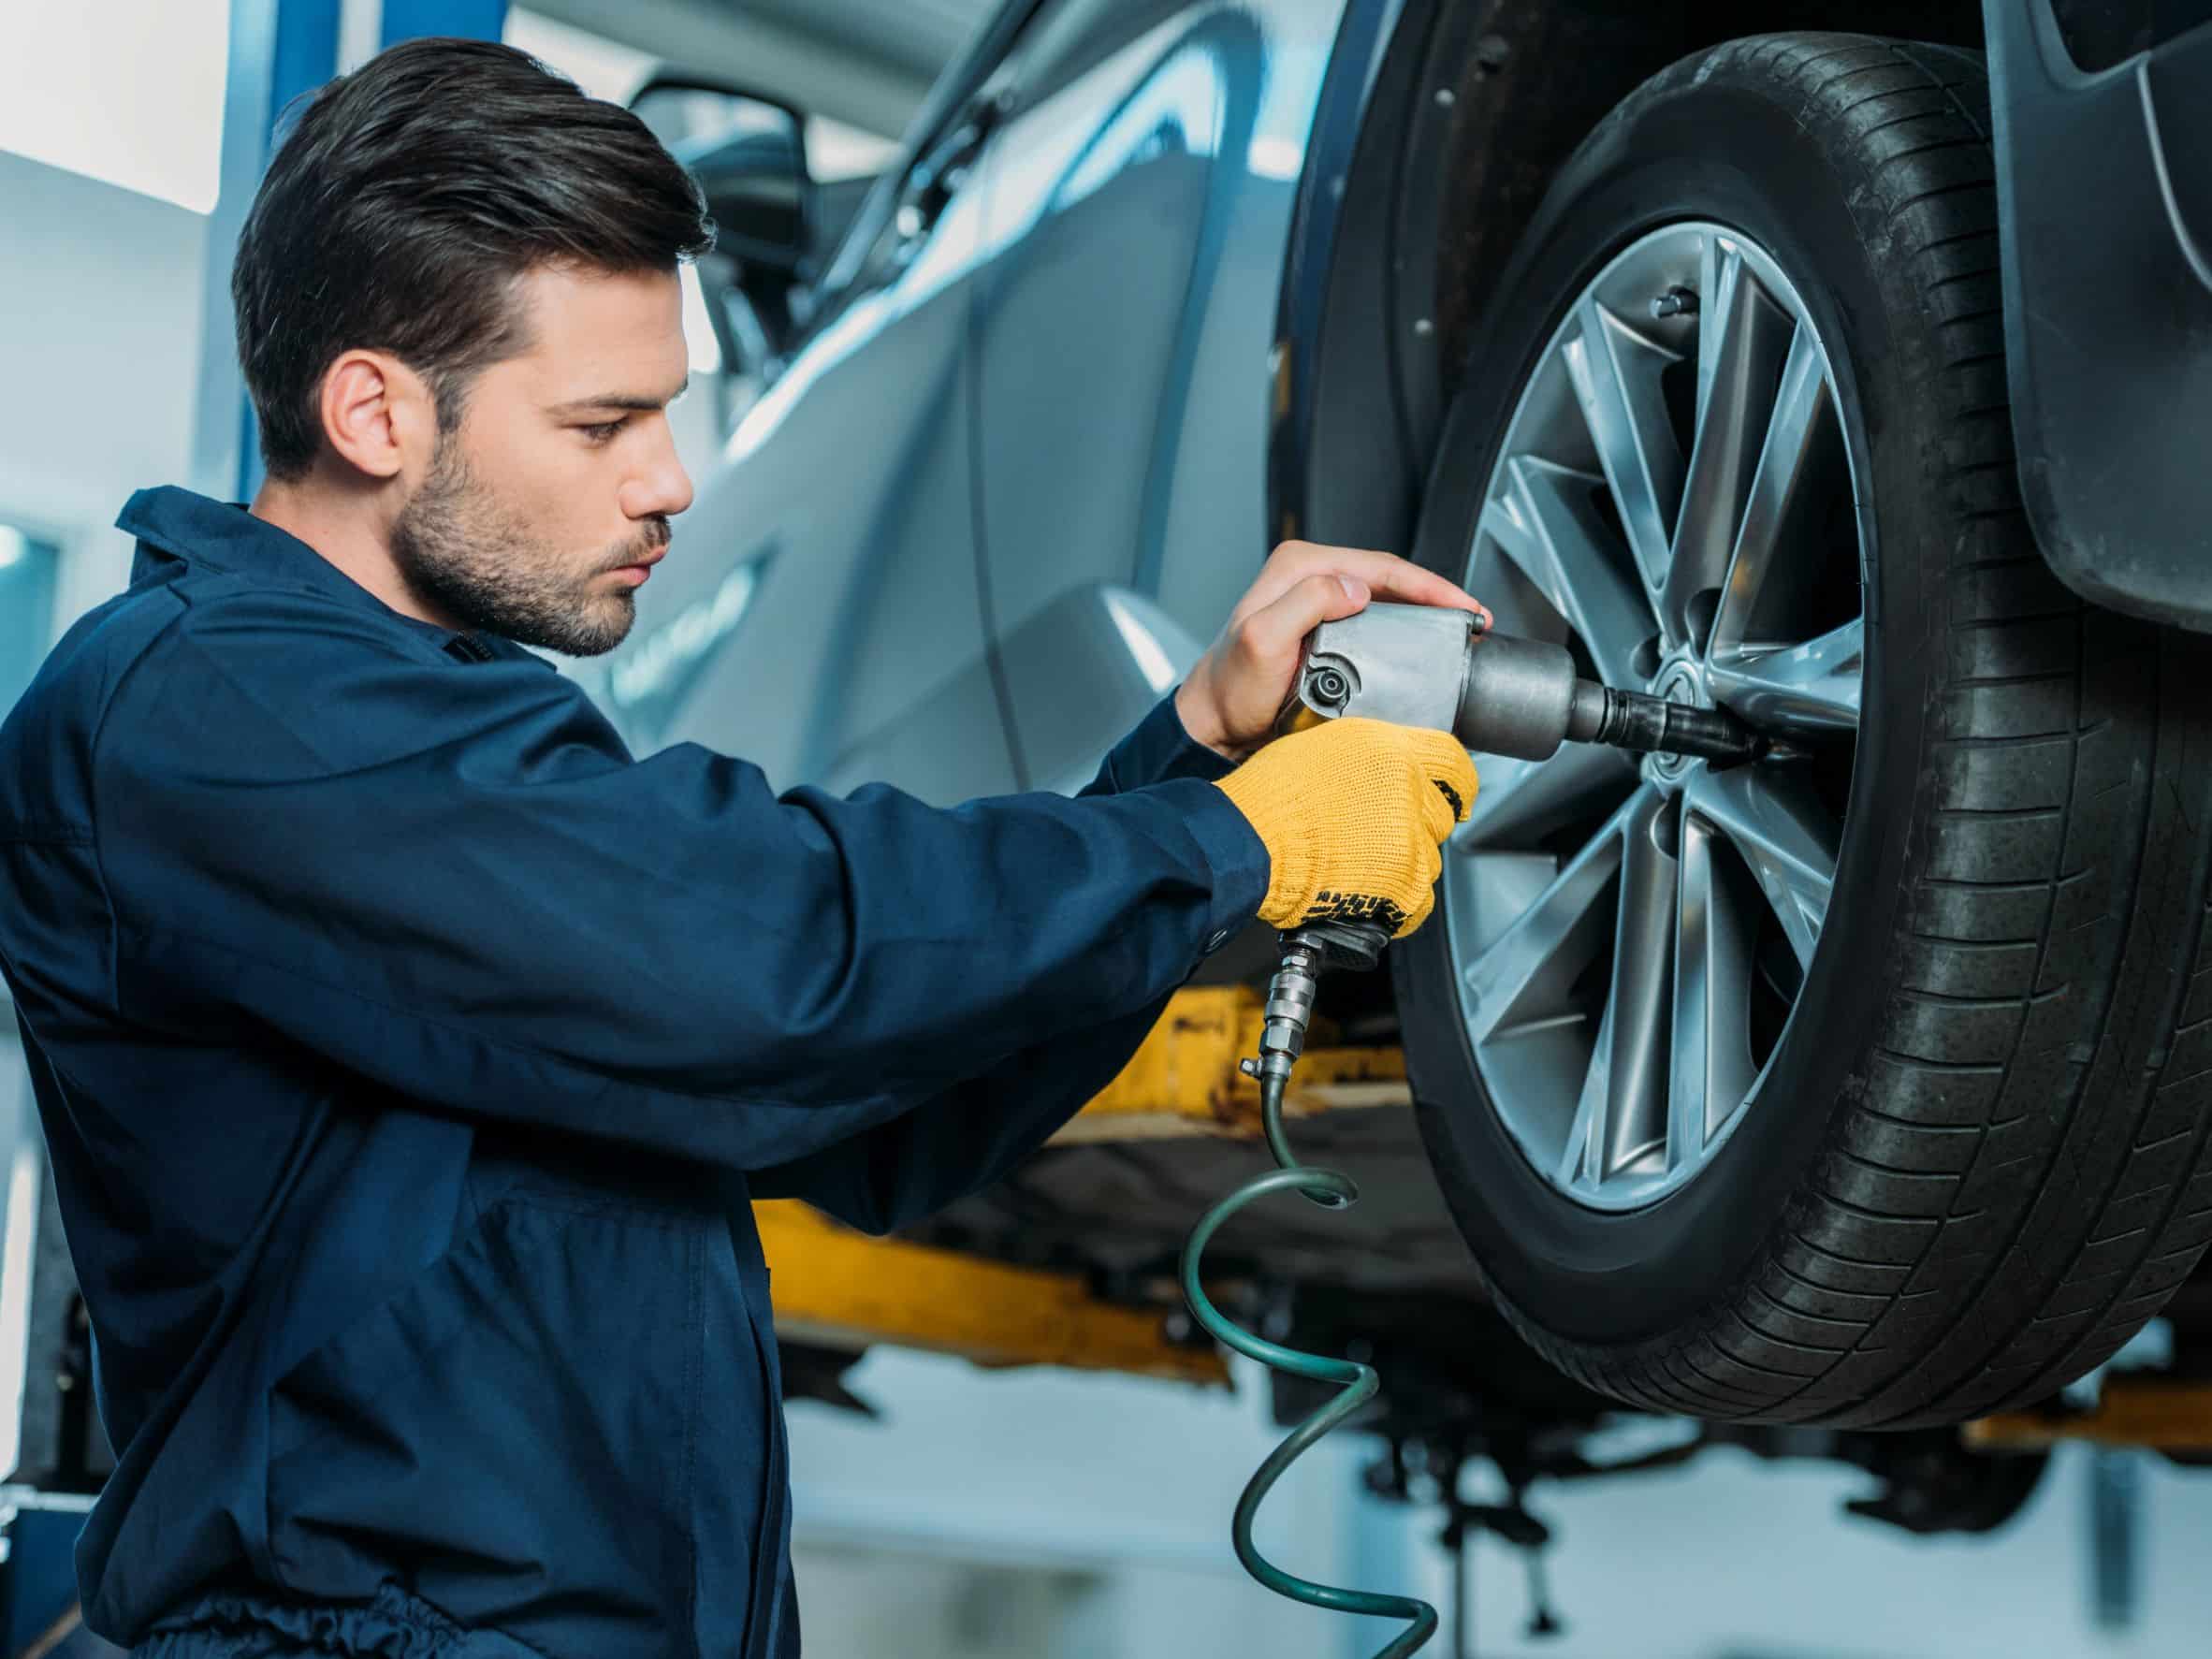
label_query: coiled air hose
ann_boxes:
[1176,922,1439,1657]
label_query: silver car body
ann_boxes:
[592,0,1358,801]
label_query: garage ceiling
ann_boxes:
[521,0,1002,138]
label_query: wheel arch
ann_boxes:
[1269,0,1985,562]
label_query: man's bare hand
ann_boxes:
[1174,542,1491,761]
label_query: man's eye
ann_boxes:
[580,418,629,444]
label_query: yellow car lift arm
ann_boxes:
[753,986,1404,1388]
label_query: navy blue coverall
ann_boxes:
[0,488,1271,1657]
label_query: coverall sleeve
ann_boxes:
[748,691,1246,1231]
[94,601,1270,1174]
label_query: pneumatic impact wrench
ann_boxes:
[1252,600,1773,1103]
[1178,603,1781,1657]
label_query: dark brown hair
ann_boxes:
[233,36,715,479]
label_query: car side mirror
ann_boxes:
[630,76,813,272]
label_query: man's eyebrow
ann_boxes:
[549,378,690,415]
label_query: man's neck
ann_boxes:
[250,479,459,630]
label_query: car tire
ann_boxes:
[1396,33,2212,1426]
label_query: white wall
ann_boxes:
[0,0,229,214]
[0,141,217,1482]
[0,149,213,626]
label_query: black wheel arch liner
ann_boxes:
[1267,0,1695,560]
[1270,0,2212,641]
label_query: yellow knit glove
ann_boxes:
[1213,718,1477,939]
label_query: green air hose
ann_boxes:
[1177,1047,1439,1657]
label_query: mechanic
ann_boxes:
[0,37,1486,1659]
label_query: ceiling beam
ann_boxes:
[521,0,931,137]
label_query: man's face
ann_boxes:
[391,264,694,656]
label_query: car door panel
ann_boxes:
[994,583,1208,796]
[595,110,1011,807]
[973,0,1347,791]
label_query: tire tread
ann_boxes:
[1469,32,2212,1427]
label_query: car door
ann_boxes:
[968,0,1349,793]
[593,19,1027,808]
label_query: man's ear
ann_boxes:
[318,350,436,480]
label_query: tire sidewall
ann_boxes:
[1398,62,1944,1346]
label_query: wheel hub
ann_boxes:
[1643,651,1710,788]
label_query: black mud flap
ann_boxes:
[1986,0,2212,631]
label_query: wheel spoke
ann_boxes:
[1709,323,1835,661]
[1667,810,1760,1171]
[1693,235,1732,420]
[1582,790,1676,1185]
[1455,741,1639,851]
[1557,997,1613,1189]
[1709,616,1864,733]
[1663,249,1794,652]
[1481,457,1653,687]
[1565,297,1686,592]
[1450,220,1866,1213]
[1682,764,1838,971]
[1461,789,1651,1045]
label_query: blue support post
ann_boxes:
[231,0,509,502]
[380,0,509,46]
[234,0,342,502]
[269,0,343,122]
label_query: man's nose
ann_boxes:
[623,427,693,522]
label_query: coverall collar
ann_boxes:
[116,485,503,659]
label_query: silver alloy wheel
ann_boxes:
[1444,222,1866,1213]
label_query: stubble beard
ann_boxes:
[390,435,663,658]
